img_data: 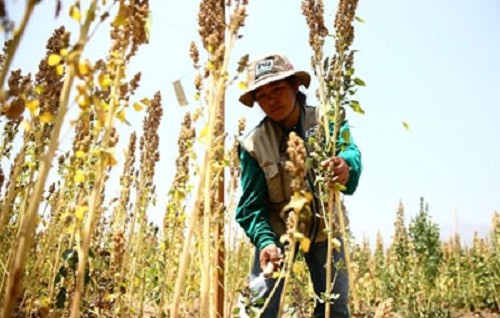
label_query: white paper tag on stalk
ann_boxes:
[173,80,188,106]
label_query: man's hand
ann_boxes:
[260,244,282,276]
[321,156,350,186]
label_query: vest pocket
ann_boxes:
[262,163,286,204]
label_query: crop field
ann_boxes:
[0,0,498,317]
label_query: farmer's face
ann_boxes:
[254,80,297,122]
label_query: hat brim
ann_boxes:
[239,70,311,107]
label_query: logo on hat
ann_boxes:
[255,58,274,79]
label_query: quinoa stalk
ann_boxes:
[170,172,204,318]
[69,57,120,318]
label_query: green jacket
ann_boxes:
[236,105,362,250]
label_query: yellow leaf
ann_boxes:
[300,237,311,253]
[194,92,200,101]
[99,74,112,88]
[40,297,50,307]
[198,124,209,145]
[47,54,62,66]
[133,102,143,111]
[238,81,248,90]
[101,101,109,111]
[75,206,88,221]
[206,61,215,71]
[74,170,85,184]
[117,110,126,123]
[40,112,55,123]
[107,154,118,166]
[66,224,75,234]
[77,95,90,109]
[56,65,65,76]
[140,98,151,107]
[60,48,69,57]
[26,99,40,114]
[69,4,81,23]
[34,85,45,95]
[78,61,91,76]
[75,150,86,159]
[402,121,411,131]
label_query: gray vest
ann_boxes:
[242,105,340,242]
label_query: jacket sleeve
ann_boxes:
[337,121,362,195]
[235,146,278,250]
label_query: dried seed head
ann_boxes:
[189,41,200,68]
[302,0,329,61]
[236,54,249,73]
[194,73,203,91]
[285,132,307,192]
[334,0,358,52]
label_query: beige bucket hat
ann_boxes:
[239,53,311,107]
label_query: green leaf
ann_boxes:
[350,100,365,115]
[353,77,366,86]
[402,121,411,131]
[341,129,351,143]
[355,16,365,23]
[334,183,347,191]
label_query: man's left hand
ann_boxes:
[321,156,350,186]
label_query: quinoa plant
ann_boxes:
[169,1,249,317]
[302,0,364,314]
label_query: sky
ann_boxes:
[5,0,500,246]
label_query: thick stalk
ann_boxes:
[70,88,119,318]
[0,143,26,228]
[331,49,358,310]
[314,57,335,316]
[200,29,236,318]
[335,190,357,309]
[47,232,65,304]
[325,193,334,317]
[69,8,118,315]
[126,161,150,313]
[276,194,301,317]
[0,0,38,90]
[169,171,204,317]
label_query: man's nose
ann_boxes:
[267,95,279,107]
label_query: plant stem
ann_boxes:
[68,4,111,316]
[169,175,202,317]
[277,199,301,317]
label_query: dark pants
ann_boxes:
[240,239,349,318]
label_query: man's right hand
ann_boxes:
[259,244,282,275]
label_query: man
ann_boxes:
[236,53,362,317]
